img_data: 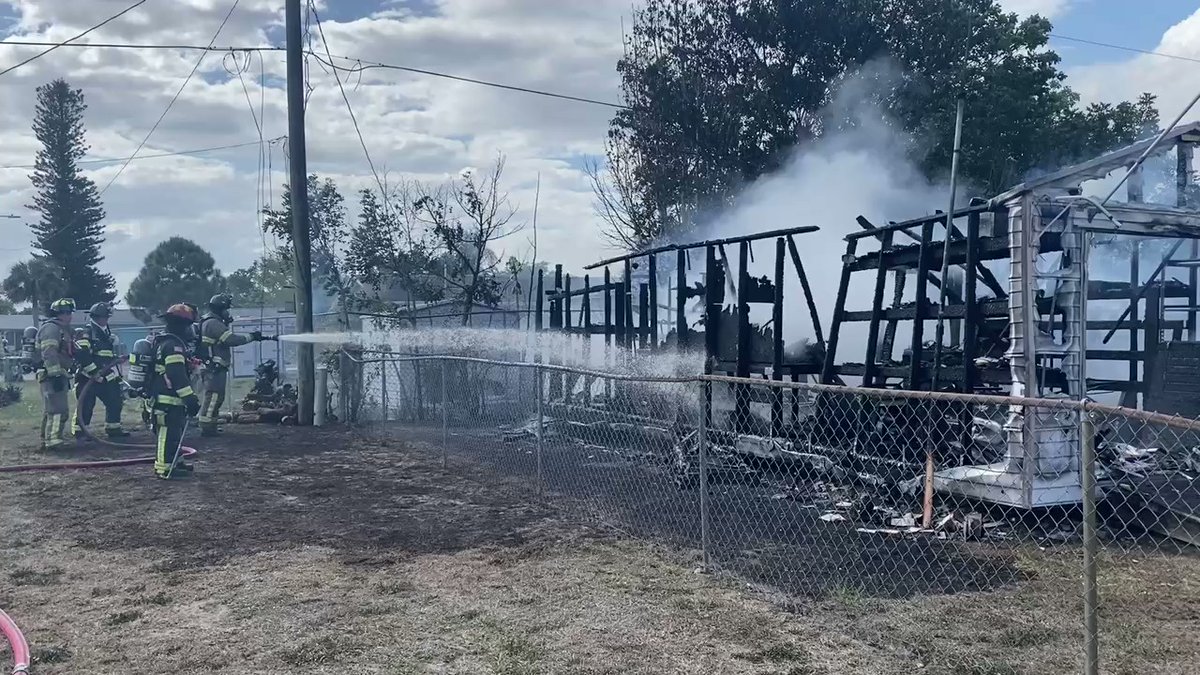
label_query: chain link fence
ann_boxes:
[336,349,1200,673]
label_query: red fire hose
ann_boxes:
[0,376,199,473]
[0,608,29,675]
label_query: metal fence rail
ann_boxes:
[338,351,1200,674]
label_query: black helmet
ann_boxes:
[208,293,233,313]
[88,302,113,319]
[47,298,75,316]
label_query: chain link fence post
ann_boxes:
[536,364,544,495]
[1081,408,1100,675]
[441,359,449,469]
[699,379,710,571]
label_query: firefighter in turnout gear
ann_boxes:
[153,304,201,479]
[36,298,75,448]
[74,302,129,438]
[198,293,264,436]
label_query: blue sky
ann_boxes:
[1050,0,1197,66]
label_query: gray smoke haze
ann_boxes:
[690,64,957,364]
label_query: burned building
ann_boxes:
[822,123,1200,507]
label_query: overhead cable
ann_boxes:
[0,0,148,77]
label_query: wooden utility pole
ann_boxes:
[286,0,314,424]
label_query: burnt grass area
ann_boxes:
[5,426,553,571]
[2,423,1198,674]
[399,422,1025,600]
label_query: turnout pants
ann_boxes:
[75,378,124,434]
[39,376,69,448]
[153,405,188,476]
[199,367,227,433]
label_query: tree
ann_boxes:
[0,296,14,315]
[264,174,358,325]
[225,249,295,309]
[346,156,524,325]
[414,156,523,325]
[27,79,115,304]
[2,257,66,316]
[126,237,226,312]
[600,0,1161,247]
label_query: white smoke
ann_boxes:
[689,63,959,365]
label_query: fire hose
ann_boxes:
[0,374,198,472]
[0,609,29,675]
[1,376,201,672]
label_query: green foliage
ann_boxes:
[599,0,1161,247]
[345,157,524,325]
[125,237,226,312]
[27,79,115,304]
[2,257,66,315]
[225,249,295,309]
[264,174,357,321]
[0,295,16,315]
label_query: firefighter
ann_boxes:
[197,293,265,436]
[183,301,204,423]
[152,304,201,479]
[35,298,75,449]
[73,302,129,438]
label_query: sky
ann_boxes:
[0,0,1198,303]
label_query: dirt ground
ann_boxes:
[1,387,1199,673]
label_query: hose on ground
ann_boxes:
[0,376,198,473]
[0,608,29,675]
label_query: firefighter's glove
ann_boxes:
[185,396,202,418]
[249,330,264,342]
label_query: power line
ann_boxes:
[0,137,284,170]
[1,39,626,108]
[97,0,242,198]
[0,0,148,77]
[1049,33,1200,66]
[308,1,390,206]
[0,40,283,53]
[310,51,626,109]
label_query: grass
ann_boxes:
[2,427,1198,674]
[0,375,260,458]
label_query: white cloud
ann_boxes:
[0,0,630,300]
[997,0,1074,18]
[1068,8,1200,123]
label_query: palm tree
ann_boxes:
[2,257,66,317]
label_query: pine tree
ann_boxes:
[27,79,115,306]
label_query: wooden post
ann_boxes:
[771,237,785,435]
[864,230,894,387]
[909,219,936,389]
[963,211,981,392]
[735,241,752,432]
[786,235,825,346]
[638,283,649,350]
[648,254,659,349]
[821,238,858,384]
[676,249,688,349]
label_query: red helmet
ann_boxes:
[160,303,196,323]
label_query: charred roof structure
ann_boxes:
[824,122,1200,508]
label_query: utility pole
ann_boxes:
[286,0,314,425]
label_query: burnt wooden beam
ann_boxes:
[535,269,544,332]
[908,218,935,388]
[785,235,826,346]
[864,229,894,387]
[881,270,906,364]
[676,248,688,349]
[648,254,658,350]
[735,241,752,431]
[777,239,787,432]
[963,211,981,391]
[856,214,1006,299]
[821,238,858,384]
